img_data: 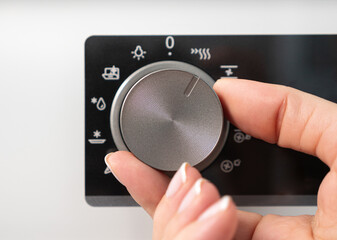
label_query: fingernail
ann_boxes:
[178,178,204,212]
[198,196,231,221]
[165,162,189,198]
[104,152,121,183]
[217,78,235,81]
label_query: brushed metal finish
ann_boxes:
[111,61,229,171]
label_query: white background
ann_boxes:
[0,0,337,239]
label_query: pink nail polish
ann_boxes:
[178,178,204,212]
[165,162,189,197]
[198,196,231,221]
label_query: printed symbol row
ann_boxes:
[104,158,242,175]
[87,128,250,147]
[88,127,250,147]
[102,64,240,82]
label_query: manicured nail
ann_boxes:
[178,178,204,212]
[165,162,189,198]
[198,196,231,221]
[104,152,121,183]
[217,78,235,81]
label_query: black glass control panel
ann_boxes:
[85,35,337,206]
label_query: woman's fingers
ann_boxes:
[105,151,170,217]
[236,210,263,240]
[106,153,239,240]
[214,78,337,239]
[106,79,337,239]
[213,79,337,167]
[162,178,221,240]
[174,196,238,240]
[153,163,201,239]
[313,170,337,239]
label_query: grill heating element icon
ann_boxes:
[191,48,211,60]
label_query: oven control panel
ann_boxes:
[85,35,337,206]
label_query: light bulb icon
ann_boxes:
[131,45,147,61]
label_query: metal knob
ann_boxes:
[111,61,229,171]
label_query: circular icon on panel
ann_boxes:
[233,159,241,167]
[234,132,245,143]
[220,160,234,173]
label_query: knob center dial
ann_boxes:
[110,61,229,171]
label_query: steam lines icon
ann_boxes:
[191,48,211,60]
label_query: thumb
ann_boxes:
[105,151,170,217]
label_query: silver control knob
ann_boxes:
[110,61,229,171]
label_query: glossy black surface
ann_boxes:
[85,35,336,206]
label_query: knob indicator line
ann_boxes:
[184,76,200,97]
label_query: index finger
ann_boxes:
[213,78,337,168]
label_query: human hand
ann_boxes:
[105,79,337,240]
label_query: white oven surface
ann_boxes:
[1,1,336,239]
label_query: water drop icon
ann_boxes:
[97,97,106,111]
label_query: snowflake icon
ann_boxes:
[91,97,98,104]
[93,130,101,138]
